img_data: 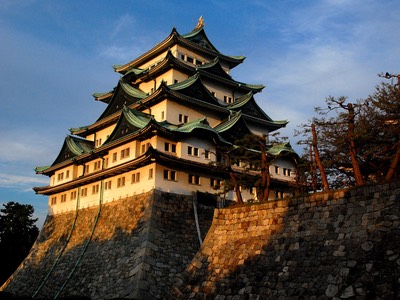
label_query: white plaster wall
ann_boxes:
[48,163,158,215]
[162,100,220,127]
[150,99,168,122]
[270,157,296,182]
[180,136,216,163]
[93,126,116,147]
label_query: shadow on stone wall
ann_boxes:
[174,183,400,299]
[2,191,214,299]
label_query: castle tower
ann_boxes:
[1,19,298,299]
[33,19,297,215]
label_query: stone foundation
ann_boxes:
[1,190,214,299]
[2,182,400,299]
[173,182,400,299]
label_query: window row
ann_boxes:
[274,166,293,176]
[179,53,203,66]
[223,95,233,104]
[57,170,70,181]
[50,169,154,205]
[55,142,216,185]
[112,147,130,162]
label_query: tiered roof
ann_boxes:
[113,27,245,74]
[35,20,293,194]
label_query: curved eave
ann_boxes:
[169,73,221,106]
[243,114,288,132]
[181,27,220,53]
[102,107,152,144]
[228,92,283,124]
[69,126,89,135]
[198,70,264,94]
[127,50,194,82]
[44,136,93,171]
[71,82,147,136]
[39,120,173,176]
[120,80,148,99]
[67,136,93,156]
[174,119,231,146]
[268,143,299,159]
[115,27,245,74]
[92,91,114,104]
[155,84,227,114]
[180,27,245,68]
[227,92,253,109]
[197,57,232,80]
[176,33,245,69]
[214,111,245,132]
[33,148,229,195]
[33,148,156,195]
[35,166,51,173]
[115,28,179,74]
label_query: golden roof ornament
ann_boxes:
[194,16,205,30]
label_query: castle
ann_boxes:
[32,18,297,215]
[2,19,399,300]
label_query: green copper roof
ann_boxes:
[181,27,220,53]
[92,91,112,99]
[69,126,88,134]
[120,80,148,99]
[113,64,123,71]
[197,57,233,80]
[267,142,299,158]
[175,117,211,133]
[122,106,152,128]
[41,135,94,171]
[34,165,50,173]
[169,73,201,90]
[103,106,153,144]
[182,27,246,62]
[66,135,93,155]
[214,111,245,132]
[173,117,231,145]
[124,67,146,76]
[169,73,221,106]
[227,92,288,127]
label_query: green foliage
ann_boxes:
[0,202,39,285]
[297,81,400,189]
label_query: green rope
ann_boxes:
[32,188,81,299]
[54,180,103,299]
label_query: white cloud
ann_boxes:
[0,173,48,189]
[109,14,135,39]
[237,0,400,154]
[99,44,144,62]
[0,130,58,164]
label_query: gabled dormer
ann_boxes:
[96,79,147,122]
[113,23,245,75]
[227,92,288,132]
[214,111,253,143]
[35,135,94,175]
[104,107,152,144]
[228,92,274,121]
[169,73,221,106]
[174,117,231,146]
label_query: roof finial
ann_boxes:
[194,16,205,30]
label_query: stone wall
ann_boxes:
[1,190,214,299]
[173,181,400,299]
[2,182,400,299]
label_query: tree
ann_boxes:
[233,134,274,203]
[224,133,296,203]
[0,202,39,285]
[297,80,400,189]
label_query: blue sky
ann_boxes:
[1,0,400,228]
